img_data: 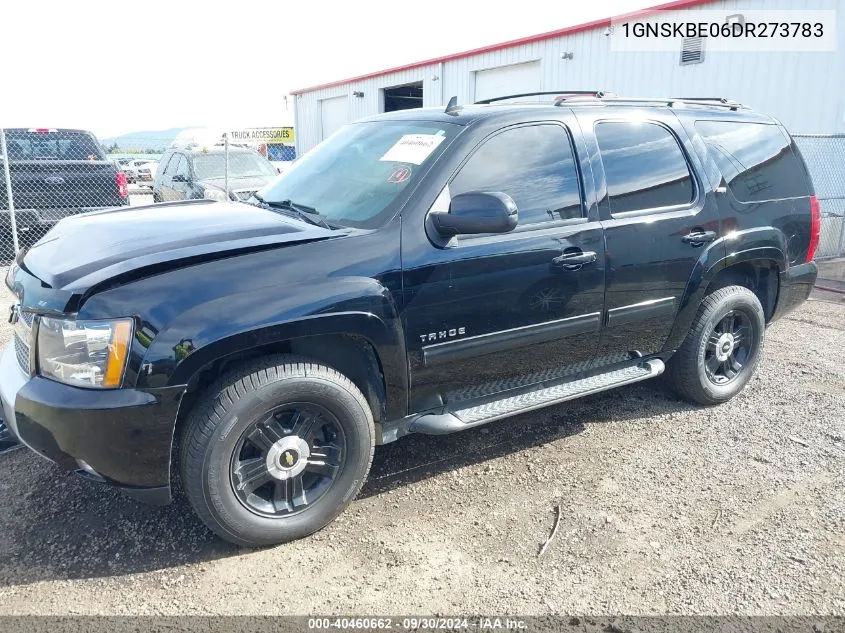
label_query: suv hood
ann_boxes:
[21,199,338,292]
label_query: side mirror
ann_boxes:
[431,192,518,237]
[172,174,189,183]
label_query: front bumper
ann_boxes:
[0,342,185,504]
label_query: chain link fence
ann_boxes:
[0,127,293,265]
[0,127,159,263]
[793,134,845,261]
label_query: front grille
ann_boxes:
[13,309,33,374]
[14,334,29,374]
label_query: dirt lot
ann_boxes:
[0,277,842,616]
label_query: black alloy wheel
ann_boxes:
[703,310,755,385]
[665,285,766,405]
[180,356,374,547]
[230,403,345,518]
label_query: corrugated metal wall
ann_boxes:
[294,0,844,155]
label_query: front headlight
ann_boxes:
[202,186,227,201]
[37,317,134,389]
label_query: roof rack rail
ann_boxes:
[671,97,735,103]
[592,96,747,111]
[474,90,611,105]
[473,91,748,111]
[668,97,745,111]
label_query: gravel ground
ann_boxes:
[0,277,842,616]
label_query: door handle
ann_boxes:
[681,230,717,246]
[552,251,597,270]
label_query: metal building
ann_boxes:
[292,0,844,156]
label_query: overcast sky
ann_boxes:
[1,0,653,138]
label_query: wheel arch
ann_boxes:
[664,232,787,352]
[171,313,407,427]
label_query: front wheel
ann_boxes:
[180,356,375,547]
[665,285,766,405]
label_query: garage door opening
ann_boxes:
[383,82,423,112]
[320,95,349,140]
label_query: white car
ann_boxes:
[116,159,157,185]
[134,160,158,186]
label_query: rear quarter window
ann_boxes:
[694,121,809,202]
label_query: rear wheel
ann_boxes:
[180,356,374,547]
[665,285,765,405]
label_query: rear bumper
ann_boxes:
[0,342,185,504]
[771,261,818,322]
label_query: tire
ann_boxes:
[665,285,765,406]
[180,355,375,547]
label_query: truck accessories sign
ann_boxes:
[227,127,294,144]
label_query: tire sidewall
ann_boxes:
[694,290,765,402]
[201,375,372,546]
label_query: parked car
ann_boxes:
[134,160,158,186]
[115,158,138,183]
[152,146,277,203]
[115,158,157,184]
[0,128,129,248]
[1,94,819,547]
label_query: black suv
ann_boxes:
[152,145,278,203]
[1,93,819,547]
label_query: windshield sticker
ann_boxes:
[387,166,412,183]
[379,134,445,165]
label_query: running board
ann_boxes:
[408,359,665,435]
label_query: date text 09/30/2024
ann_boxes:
[307,617,528,630]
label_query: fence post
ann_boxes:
[224,133,229,201]
[839,210,845,258]
[0,129,20,255]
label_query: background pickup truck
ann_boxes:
[0,128,129,255]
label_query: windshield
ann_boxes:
[193,152,277,180]
[257,121,459,228]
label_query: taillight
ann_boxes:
[807,195,821,262]
[116,171,128,198]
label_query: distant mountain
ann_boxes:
[100,128,188,152]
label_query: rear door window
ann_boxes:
[694,121,808,202]
[595,121,694,215]
[450,124,584,225]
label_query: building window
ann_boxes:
[680,36,705,65]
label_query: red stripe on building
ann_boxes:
[291,0,719,95]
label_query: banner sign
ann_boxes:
[227,127,294,144]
